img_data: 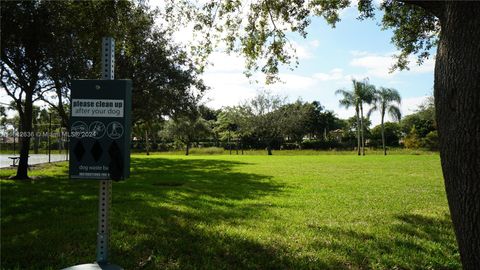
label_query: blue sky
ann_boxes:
[1,2,436,126]
[192,4,436,125]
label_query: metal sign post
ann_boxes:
[96,37,115,266]
[63,37,131,270]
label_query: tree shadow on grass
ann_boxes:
[1,158,461,269]
[306,213,460,269]
[109,158,321,269]
[0,157,298,269]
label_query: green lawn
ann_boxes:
[0,154,460,269]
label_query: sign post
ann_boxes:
[63,37,130,270]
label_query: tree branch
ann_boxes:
[399,0,445,19]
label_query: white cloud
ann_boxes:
[349,52,435,79]
[309,39,320,48]
[172,23,195,44]
[201,72,257,108]
[349,50,370,57]
[409,57,435,74]
[350,54,396,78]
[401,95,430,116]
[206,52,245,72]
[288,41,313,60]
[313,68,344,81]
[272,73,318,91]
[201,71,320,108]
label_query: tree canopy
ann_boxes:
[165,0,438,82]
[1,0,205,178]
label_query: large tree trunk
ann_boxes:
[433,3,480,268]
[13,91,33,180]
[185,142,190,156]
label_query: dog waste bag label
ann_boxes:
[72,99,124,117]
[69,80,131,180]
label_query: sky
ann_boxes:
[1,1,436,126]
[164,2,436,126]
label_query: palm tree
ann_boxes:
[368,87,402,155]
[354,79,375,156]
[336,87,361,155]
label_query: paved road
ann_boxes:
[0,154,68,168]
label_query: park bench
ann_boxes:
[8,156,29,167]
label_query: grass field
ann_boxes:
[0,154,460,269]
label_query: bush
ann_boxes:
[189,147,224,155]
[301,139,339,150]
[281,143,300,150]
[422,131,439,150]
[404,126,421,149]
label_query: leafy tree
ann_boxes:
[1,1,57,179]
[368,87,402,155]
[1,1,205,179]
[215,111,238,154]
[401,97,435,137]
[133,120,165,155]
[163,111,211,156]
[216,106,253,153]
[1,1,135,178]
[318,110,344,140]
[370,122,402,148]
[278,100,311,146]
[167,2,480,264]
[198,105,221,146]
[244,90,285,155]
[0,105,8,130]
[118,31,206,125]
[422,130,439,151]
[344,116,372,140]
[403,126,421,149]
[198,105,220,122]
[278,100,342,147]
[298,101,340,140]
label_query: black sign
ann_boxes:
[69,80,132,180]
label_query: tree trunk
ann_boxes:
[228,130,232,155]
[267,143,272,155]
[356,107,361,155]
[13,91,33,179]
[53,79,69,128]
[381,113,386,156]
[431,3,480,268]
[360,103,365,155]
[145,129,149,155]
[185,142,190,156]
[33,123,39,154]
